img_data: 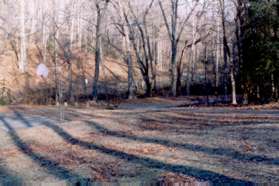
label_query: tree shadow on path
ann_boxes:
[12,110,33,128]
[35,118,254,185]
[0,164,23,185]
[86,121,279,166]
[0,116,92,184]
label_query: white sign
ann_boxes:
[36,63,49,78]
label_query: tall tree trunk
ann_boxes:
[204,45,209,105]
[54,32,60,105]
[42,18,47,64]
[77,6,83,49]
[170,44,178,96]
[123,11,135,99]
[19,0,27,72]
[215,20,220,91]
[68,2,75,103]
[150,61,157,95]
[144,73,152,97]
[52,0,59,105]
[219,0,230,102]
[231,44,237,105]
[92,1,109,101]
[127,52,135,99]
[176,65,182,95]
[230,67,237,105]
[177,40,188,96]
[190,13,197,90]
[68,62,74,102]
[92,4,103,100]
[156,39,162,90]
[151,41,157,94]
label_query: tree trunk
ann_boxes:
[119,1,135,99]
[127,53,135,99]
[215,20,220,91]
[190,13,197,91]
[231,44,237,105]
[230,68,237,105]
[68,3,75,103]
[19,0,27,72]
[219,0,230,102]
[92,2,109,101]
[204,46,209,105]
[144,74,152,97]
[186,65,191,96]
[92,5,102,100]
[170,44,178,96]
[151,45,157,94]
[176,39,188,96]
[176,67,182,95]
[42,19,47,64]
[68,62,74,102]
[243,83,249,105]
[77,7,83,49]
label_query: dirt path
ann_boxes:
[0,101,278,185]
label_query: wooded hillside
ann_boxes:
[0,0,278,105]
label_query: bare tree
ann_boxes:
[218,0,237,105]
[126,0,156,96]
[19,0,27,72]
[92,0,110,100]
[159,0,197,96]
[110,0,136,99]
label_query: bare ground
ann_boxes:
[0,99,278,185]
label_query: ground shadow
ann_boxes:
[137,113,279,131]
[0,164,22,185]
[86,121,279,166]
[35,119,254,184]
[13,110,33,128]
[0,116,92,184]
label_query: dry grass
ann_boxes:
[0,99,278,184]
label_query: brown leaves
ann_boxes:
[157,172,198,185]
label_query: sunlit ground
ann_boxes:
[0,100,278,184]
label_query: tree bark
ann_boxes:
[230,67,237,105]
[215,20,220,90]
[92,1,109,100]
[118,1,136,99]
[170,44,178,96]
[219,0,237,104]
[19,0,27,72]
[231,43,237,105]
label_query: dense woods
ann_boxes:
[0,0,278,105]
